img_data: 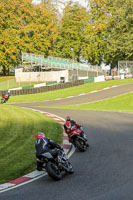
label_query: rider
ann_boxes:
[35,132,62,171]
[2,91,10,100]
[64,116,88,146]
[64,116,82,138]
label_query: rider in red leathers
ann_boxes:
[64,116,82,140]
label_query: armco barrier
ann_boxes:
[9,80,84,96]
[125,74,133,78]
[113,75,121,80]
[105,74,133,81]
[105,75,121,80]
[84,76,95,84]
[105,76,113,81]
[46,81,57,86]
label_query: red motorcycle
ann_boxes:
[68,126,89,152]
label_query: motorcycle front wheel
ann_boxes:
[75,138,88,152]
[1,99,5,104]
[45,161,62,180]
[67,162,74,174]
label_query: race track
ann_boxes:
[10,83,133,107]
[1,84,133,200]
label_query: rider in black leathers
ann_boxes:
[35,132,62,171]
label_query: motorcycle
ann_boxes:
[37,149,74,180]
[1,93,10,104]
[68,126,89,152]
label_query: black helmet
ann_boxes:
[66,116,71,121]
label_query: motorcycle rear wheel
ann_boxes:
[45,161,62,180]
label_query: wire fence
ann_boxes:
[118,61,133,74]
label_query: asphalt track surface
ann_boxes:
[1,83,133,200]
[9,83,133,107]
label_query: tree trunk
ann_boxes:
[2,66,6,76]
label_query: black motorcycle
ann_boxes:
[37,149,74,180]
[69,126,89,152]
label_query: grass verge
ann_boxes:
[0,105,62,184]
[42,92,133,113]
[0,76,14,83]
[8,79,133,103]
[0,77,44,91]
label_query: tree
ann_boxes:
[52,1,89,62]
[104,0,133,67]
[83,0,133,67]
[0,0,23,75]
[25,1,58,56]
[0,0,58,75]
[81,0,110,65]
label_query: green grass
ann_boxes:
[8,79,133,103]
[44,92,133,113]
[0,76,14,83]
[0,105,63,184]
[0,76,44,90]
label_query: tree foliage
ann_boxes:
[104,0,133,66]
[83,0,133,66]
[0,0,58,75]
[0,0,132,74]
[52,1,89,62]
[81,0,109,64]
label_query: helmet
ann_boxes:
[66,116,71,121]
[36,132,45,140]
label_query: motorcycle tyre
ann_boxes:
[1,99,5,104]
[75,138,87,152]
[45,161,62,180]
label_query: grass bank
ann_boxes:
[0,105,62,184]
[44,92,133,113]
[8,79,133,103]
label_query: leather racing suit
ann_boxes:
[64,119,82,140]
[35,137,62,170]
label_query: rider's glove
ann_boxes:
[59,146,64,151]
